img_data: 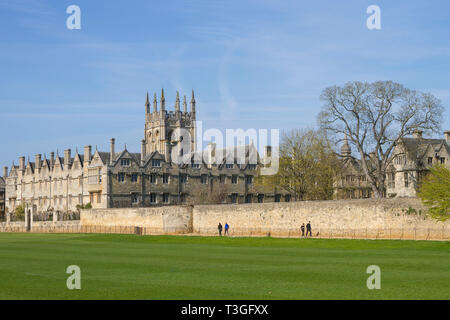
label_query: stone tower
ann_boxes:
[144,89,197,158]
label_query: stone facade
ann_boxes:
[4,90,286,216]
[386,130,450,197]
[0,176,5,219]
[336,131,450,199]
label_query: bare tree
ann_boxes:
[318,81,443,198]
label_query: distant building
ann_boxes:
[386,130,450,197]
[333,135,373,199]
[335,131,450,199]
[4,90,287,216]
[0,173,5,219]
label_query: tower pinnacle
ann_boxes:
[153,93,157,112]
[190,89,196,113]
[175,91,180,112]
[160,88,165,111]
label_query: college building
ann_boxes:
[3,90,287,216]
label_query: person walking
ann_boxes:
[224,222,229,236]
[218,223,223,236]
[306,221,312,237]
[301,223,305,238]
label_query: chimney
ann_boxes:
[64,149,71,166]
[444,131,450,144]
[165,142,171,163]
[141,139,146,165]
[110,138,115,165]
[50,152,55,166]
[19,156,25,170]
[35,154,42,170]
[84,145,92,164]
[413,130,423,139]
[207,142,216,168]
[3,166,8,178]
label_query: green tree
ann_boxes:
[417,165,450,221]
[257,129,343,201]
[14,203,25,221]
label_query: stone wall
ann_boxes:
[2,198,449,240]
[193,198,444,231]
[80,205,193,233]
[0,220,80,232]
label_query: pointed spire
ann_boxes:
[183,95,187,113]
[190,89,196,113]
[153,93,158,112]
[175,91,180,112]
[145,92,150,114]
[160,88,165,111]
[341,133,351,158]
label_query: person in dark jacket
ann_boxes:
[306,221,312,237]
[300,223,305,237]
[218,223,223,236]
[224,222,229,236]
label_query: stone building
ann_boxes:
[386,130,450,197]
[0,171,5,219]
[4,90,285,216]
[335,130,450,199]
[333,135,373,199]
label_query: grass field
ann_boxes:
[0,233,448,300]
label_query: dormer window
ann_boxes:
[120,159,130,167]
[247,164,257,170]
[152,160,161,167]
[226,164,234,169]
[191,163,200,169]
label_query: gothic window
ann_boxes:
[440,157,446,164]
[428,157,433,165]
[404,172,409,187]
[245,194,252,203]
[150,193,157,203]
[245,175,253,185]
[275,194,281,202]
[131,193,139,204]
[131,174,138,183]
[163,193,169,203]
[219,174,226,184]
[285,195,291,202]
[118,173,125,182]
[180,174,188,184]
[162,173,169,184]
[231,175,238,184]
[231,193,238,204]
[201,175,207,184]
[150,174,157,184]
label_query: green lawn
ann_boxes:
[0,233,448,299]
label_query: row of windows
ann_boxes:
[428,157,446,165]
[121,159,161,167]
[117,173,253,185]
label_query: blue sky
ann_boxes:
[1,0,449,169]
